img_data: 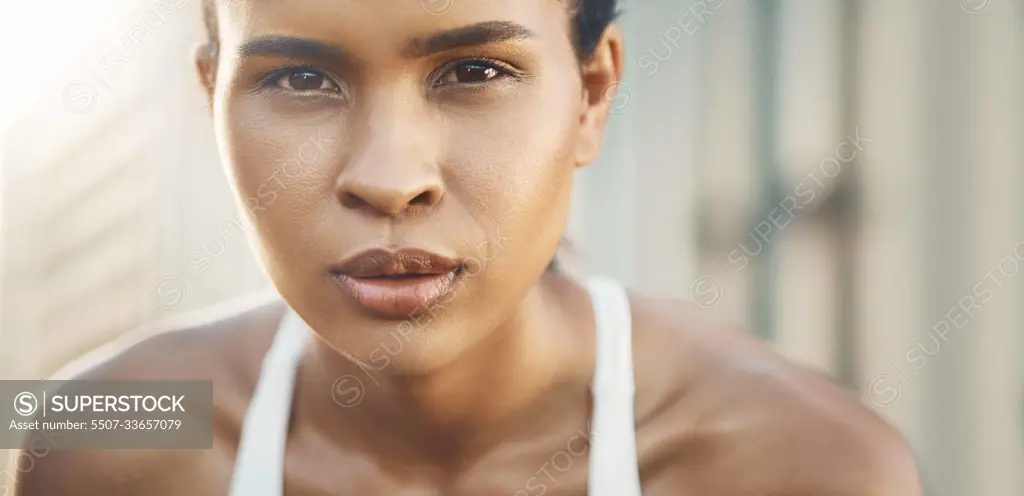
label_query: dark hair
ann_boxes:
[200,0,619,62]
[568,0,620,60]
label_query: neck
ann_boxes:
[295,272,595,464]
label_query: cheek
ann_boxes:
[219,105,342,247]
[445,82,580,229]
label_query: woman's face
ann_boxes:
[198,0,621,372]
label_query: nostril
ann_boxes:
[337,184,442,215]
[340,192,369,210]
[409,191,436,206]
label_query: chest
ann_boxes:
[195,422,689,496]
[193,328,695,494]
[275,424,594,496]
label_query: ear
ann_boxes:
[574,24,625,168]
[194,43,217,116]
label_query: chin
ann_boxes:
[359,329,468,376]
[313,311,468,375]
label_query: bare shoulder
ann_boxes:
[50,291,286,382]
[13,292,287,496]
[628,293,923,496]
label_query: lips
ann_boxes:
[330,248,463,319]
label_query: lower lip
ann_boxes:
[333,269,461,319]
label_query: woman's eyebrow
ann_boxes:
[235,21,535,64]
[237,36,353,65]
[401,21,536,58]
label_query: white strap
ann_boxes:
[585,275,643,496]
[229,311,308,496]
[229,278,642,495]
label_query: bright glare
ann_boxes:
[0,0,139,142]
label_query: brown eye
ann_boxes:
[276,69,340,93]
[455,63,498,83]
[439,61,505,86]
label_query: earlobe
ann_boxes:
[574,24,626,168]
[193,44,216,116]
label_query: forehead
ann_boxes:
[215,0,573,56]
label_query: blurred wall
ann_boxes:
[1,1,1022,495]
[0,0,269,380]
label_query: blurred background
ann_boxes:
[0,0,1021,494]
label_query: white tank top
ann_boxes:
[229,275,642,495]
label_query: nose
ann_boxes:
[335,103,444,217]
[339,169,443,216]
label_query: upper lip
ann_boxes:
[331,248,461,278]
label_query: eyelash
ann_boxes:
[259,65,343,96]
[257,58,522,96]
[431,57,523,87]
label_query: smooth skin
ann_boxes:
[15,1,922,494]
